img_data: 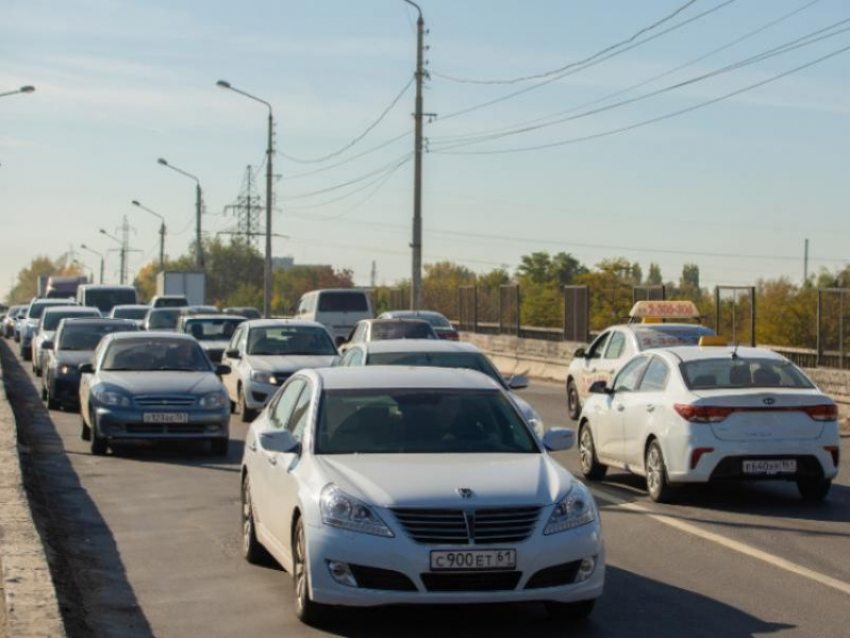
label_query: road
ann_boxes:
[2,340,850,637]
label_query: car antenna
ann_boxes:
[731,341,740,359]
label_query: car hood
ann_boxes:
[54,351,95,367]
[199,340,230,351]
[314,453,569,508]
[245,354,338,372]
[96,371,221,395]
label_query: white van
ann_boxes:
[76,285,138,316]
[295,289,373,345]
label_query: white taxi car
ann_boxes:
[566,301,714,420]
[577,342,840,503]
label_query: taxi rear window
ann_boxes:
[634,326,714,351]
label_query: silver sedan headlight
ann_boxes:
[543,483,596,535]
[92,388,131,407]
[57,364,73,376]
[199,392,227,409]
[320,484,394,538]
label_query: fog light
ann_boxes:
[327,561,357,588]
[575,556,596,582]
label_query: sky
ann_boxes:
[2,0,849,295]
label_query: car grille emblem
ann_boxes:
[457,488,473,499]
[763,397,776,406]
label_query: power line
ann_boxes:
[432,0,698,85]
[279,76,414,164]
[279,153,413,201]
[432,41,850,155]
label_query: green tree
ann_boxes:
[647,263,663,285]
[6,255,84,304]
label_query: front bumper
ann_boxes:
[305,520,605,607]
[95,406,230,440]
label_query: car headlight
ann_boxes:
[58,365,73,376]
[92,388,131,408]
[544,483,596,535]
[199,392,227,409]
[320,484,394,538]
[251,371,273,385]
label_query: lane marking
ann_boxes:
[591,486,850,598]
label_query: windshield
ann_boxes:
[317,389,537,455]
[29,302,74,320]
[681,358,814,390]
[83,289,137,313]
[247,326,336,356]
[368,351,503,386]
[102,339,211,371]
[318,292,368,312]
[634,326,715,351]
[371,322,436,340]
[154,297,187,308]
[182,317,244,341]
[112,307,149,320]
[147,309,181,330]
[59,323,137,351]
[387,312,452,328]
[43,310,98,330]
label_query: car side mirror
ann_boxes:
[574,347,587,358]
[42,340,54,351]
[589,380,610,394]
[225,349,241,359]
[506,374,528,390]
[542,427,575,452]
[216,364,232,376]
[335,336,346,347]
[260,429,301,455]
[78,363,94,374]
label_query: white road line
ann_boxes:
[591,486,850,598]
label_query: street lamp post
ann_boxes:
[99,229,124,284]
[157,158,204,270]
[0,85,35,99]
[216,79,274,318]
[131,200,167,269]
[80,244,105,284]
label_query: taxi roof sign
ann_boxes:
[628,300,701,322]
[699,336,728,347]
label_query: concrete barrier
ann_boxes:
[0,359,66,636]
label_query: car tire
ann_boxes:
[545,599,596,621]
[81,415,92,441]
[90,414,108,456]
[41,384,48,401]
[240,390,257,424]
[34,365,42,378]
[47,395,60,411]
[293,518,327,626]
[797,477,831,501]
[645,440,676,503]
[21,348,30,361]
[567,379,581,421]
[241,476,271,565]
[210,438,229,457]
[579,424,607,481]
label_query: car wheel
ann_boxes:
[567,379,581,421]
[293,518,327,626]
[797,477,831,501]
[579,424,607,481]
[41,384,48,401]
[47,395,60,411]
[645,440,676,503]
[240,390,257,424]
[90,414,108,456]
[545,599,596,621]
[210,438,229,457]
[241,475,271,565]
[34,364,42,378]
[81,414,92,441]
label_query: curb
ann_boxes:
[0,359,66,637]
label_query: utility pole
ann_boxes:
[406,0,426,310]
[370,261,377,288]
[195,183,204,270]
[804,238,809,284]
[224,166,263,248]
[265,110,274,318]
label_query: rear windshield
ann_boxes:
[154,297,188,308]
[83,289,137,313]
[388,312,452,328]
[112,307,149,320]
[634,326,715,351]
[225,307,261,319]
[369,351,502,386]
[318,292,368,313]
[371,322,436,340]
[182,317,244,341]
[681,358,814,390]
[102,339,211,372]
[29,302,75,320]
[316,389,537,455]
[147,309,181,330]
[59,322,137,351]
[247,326,337,356]
[43,310,98,330]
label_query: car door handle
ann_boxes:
[266,454,277,466]
[646,404,656,413]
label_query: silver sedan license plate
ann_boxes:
[743,459,796,475]
[143,413,189,424]
[430,549,516,571]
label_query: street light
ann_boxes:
[80,244,105,284]
[0,85,36,99]
[216,78,275,318]
[157,157,204,270]
[131,200,166,269]
[99,228,127,284]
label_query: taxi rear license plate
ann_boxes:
[742,459,796,475]
[430,549,516,571]
[143,413,189,424]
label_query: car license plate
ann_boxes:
[143,413,189,424]
[430,549,516,571]
[742,459,797,475]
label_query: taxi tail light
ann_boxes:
[690,447,714,469]
[803,404,838,422]
[824,446,840,467]
[674,404,733,423]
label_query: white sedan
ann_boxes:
[578,346,840,502]
[241,367,604,625]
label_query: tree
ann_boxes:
[647,263,663,285]
[631,262,643,286]
[6,255,85,304]
[680,263,700,291]
[577,258,634,329]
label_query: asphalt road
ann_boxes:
[2,340,849,637]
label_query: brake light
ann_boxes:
[674,404,733,423]
[824,446,840,467]
[803,404,838,422]
[690,447,714,469]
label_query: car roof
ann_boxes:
[42,306,99,315]
[153,295,186,299]
[307,288,368,295]
[59,318,136,327]
[381,310,445,318]
[243,319,328,329]
[182,314,241,321]
[308,366,502,391]
[148,307,181,313]
[362,339,480,354]
[657,346,786,363]
[112,304,150,309]
[79,284,136,290]
[109,331,196,342]
[31,298,76,306]
[606,322,709,334]
[363,318,431,325]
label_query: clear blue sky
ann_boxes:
[2,0,848,294]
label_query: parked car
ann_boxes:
[241,366,603,624]
[224,306,262,320]
[295,289,373,346]
[378,310,459,340]
[76,284,138,316]
[79,332,231,456]
[32,306,101,376]
[109,304,151,327]
[578,343,841,502]
[150,295,189,309]
[2,305,24,339]
[337,339,543,436]
[178,314,246,363]
[142,308,182,332]
[20,298,79,360]
[41,318,138,410]
[221,320,338,422]
[340,318,438,353]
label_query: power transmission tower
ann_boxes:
[224,165,263,247]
